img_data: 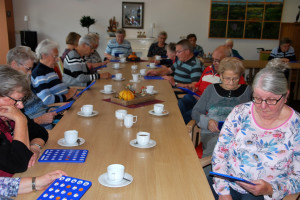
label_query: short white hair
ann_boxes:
[225,39,233,44]
[35,39,59,59]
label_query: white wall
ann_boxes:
[13,0,299,60]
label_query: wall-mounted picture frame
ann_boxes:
[122,2,144,29]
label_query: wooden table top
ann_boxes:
[14,61,213,200]
[243,60,300,69]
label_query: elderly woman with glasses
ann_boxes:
[209,59,300,200]
[0,66,48,177]
[31,39,78,105]
[147,31,168,58]
[191,57,252,159]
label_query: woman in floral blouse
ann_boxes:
[210,59,300,200]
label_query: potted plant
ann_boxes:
[80,15,96,33]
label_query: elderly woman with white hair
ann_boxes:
[225,39,244,60]
[31,39,77,105]
[209,59,300,200]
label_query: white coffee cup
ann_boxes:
[120,57,126,62]
[64,130,78,144]
[119,54,125,58]
[113,63,120,69]
[146,85,154,94]
[136,132,150,146]
[124,114,137,128]
[140,69,146,76]
[155,55,161,60]
[115,73,122,80]
[154,104,164,114]
[107,164,125,183]
[104,85,112,93]
[131,65,138,70]
[81,104,93,115]
[149,63,156,68]
[132,74,139,82]
[115,109,127,120]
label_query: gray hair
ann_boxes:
[158,31,168,38]
[279,37,292,46]
[35,39,59,59]
[78,34,98,47]
[0,65,31,98]
[217,57,245,76]
[214,45,231,58]
[225,39,233,44]
[252,58,288,95]
[116,28,126,36]
[6,46,37,65]
[177,39,193,52]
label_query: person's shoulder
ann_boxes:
[289,46,295,52]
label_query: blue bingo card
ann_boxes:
[38,149,88,163]
[209,172,256,185]
[37,176,92,200]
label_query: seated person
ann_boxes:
[0,170,66,198]
[225,39,244,60]
[191,57,251,159]
[0,66,48,177]
[155,42,177,68]
[146,39,204,89]
[7,46,58,130]
[85,33,110,72]
[31,39,78,105]
[179,45,246,124]
[61,32,81,62]
[147,31,168,58]
[104,28,132,59]
[187,34,204,58]
[63,34,111,87]
[268,37,296,62]
[209,60,299,200]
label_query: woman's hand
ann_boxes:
[28,145,41,168]
[219,195,233,200]
[34,112,57,125]
[0,105,27,122]
[208,119,219,132]
[35,170,67,191]
[237,180,273,196]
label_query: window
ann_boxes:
[209,0,284,39]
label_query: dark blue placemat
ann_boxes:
[37,175,92,200]
[110,60,119,62]
[209,172,256,185]
[143,76,164,80]
[94,65,107,70]
[38,149,88,163]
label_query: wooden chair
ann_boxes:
[187,120,300,200]
[186,120,212,167]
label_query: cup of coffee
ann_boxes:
[115,109,127,120]
[149,63,156,68]
[124,114,137,128]
[154,104,164,114]
[146,85,154,94]
[113,63,120,69]
[115,73,122,80]
[104,85,112,93]
[107,164,125,184]
[120,57,126,63]
[140,69,146,76]
[131,65,138,70]
[64,130,78,144]
[81,104,93,115]
[155,55,161,61]
[136,132,150,146]
[132,74,139,82]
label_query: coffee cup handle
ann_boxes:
[133,116,138,123]
[81,107,84,112]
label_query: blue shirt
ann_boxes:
[105,39,132,57]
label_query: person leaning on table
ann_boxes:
[0,66,48,177]
[268,37,296,62]
[0,170,66,198]
[146,39,204,89]
[209,58,300,200]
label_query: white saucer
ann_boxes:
[130,139,156,148]
[148,110,169,116]
[129,80,140,83]
[112,77,125,81]
[58,137,85,147]
[146,90,158,95]
[98,173,133,188]
[77,111,99,117]
[100,90,116,94]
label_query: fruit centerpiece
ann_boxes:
[127,52,141,62]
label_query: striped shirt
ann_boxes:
[268,46,296,61]
[171,56,204,83]
[105,39,132,57]
[63,50,99,87]
[31,63,68,105]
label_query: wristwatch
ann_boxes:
[32,177,37,191]
[30,143,42,150]
[174,82,178,87]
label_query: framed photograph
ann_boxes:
[122,2,144,29]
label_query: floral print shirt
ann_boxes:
[0,177,20,198]
[212,102,300,200]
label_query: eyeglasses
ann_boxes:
[4,95,25,106]
[252,95,284,105]
[222,76,239,82]
[18,62,33,71]
[86,43,95,51]
[176,49,186,54]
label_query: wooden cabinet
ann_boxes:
[0,0,15,64]
[279,23,300,60]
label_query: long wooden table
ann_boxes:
[14,62,214,199]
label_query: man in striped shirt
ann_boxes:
[268,38,296,62]
[146,39,204,89]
